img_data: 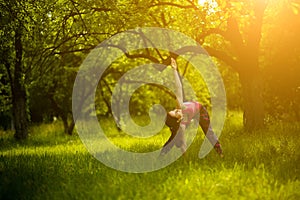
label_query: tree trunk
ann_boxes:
[61,114,74,135]
[240,70,264,131]
[61,115,69,134]
[13,28,28,140]
[48,95,74,135]
[12,88,28,140]
[240,0,266,131]
[67,120,75,135]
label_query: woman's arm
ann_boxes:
[170,58,183,108]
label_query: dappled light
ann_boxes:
[1,0,300,198]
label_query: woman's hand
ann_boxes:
[171,57,177,70]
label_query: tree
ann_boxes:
[1,0,32,139]
[146,0,268,130]
[0,0,114,137]
[0,0,84,138]
[0,67,12,130]
[207,0,268,130]
[74,0,300,130]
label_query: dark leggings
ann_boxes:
[198,106,220,146]
[162,106,220,153]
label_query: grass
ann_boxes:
[0,113,300,200]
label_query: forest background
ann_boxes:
[1,0,300,199]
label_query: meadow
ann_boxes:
[1,113,300,200]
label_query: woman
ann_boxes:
[161,58,223,157]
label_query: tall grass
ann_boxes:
[0,113,300,200]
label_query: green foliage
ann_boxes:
[0,70,11,113]
[1,0,300,136]
[1,114,300,199]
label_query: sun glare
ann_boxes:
[198,0,208,5]
[198,0,219,13]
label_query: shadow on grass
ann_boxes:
[0,133,80,152]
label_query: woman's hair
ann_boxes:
[165,113,180,131]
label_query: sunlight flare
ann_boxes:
[198,0,219,13]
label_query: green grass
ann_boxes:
[1,113,300,200]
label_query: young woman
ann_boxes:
[161,58,223,157]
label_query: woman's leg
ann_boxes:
[199,106,223,156]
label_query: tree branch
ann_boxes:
[174,45,208,55]
[196,28,226,43]
[91,7,112,13]
[204,46,240,72]
[105,44,160,63]
[122,79,176,99]
[149,2,195,9]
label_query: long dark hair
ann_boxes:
[165,113,180,132]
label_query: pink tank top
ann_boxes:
[181,102,201,125]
